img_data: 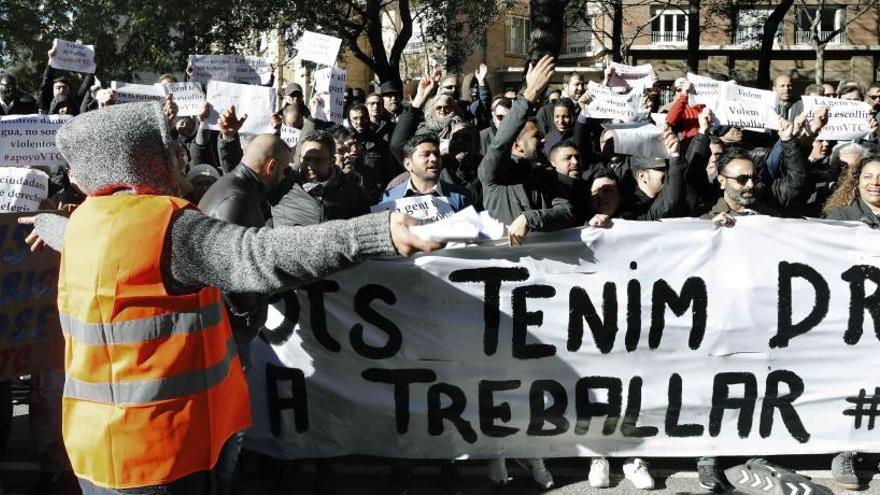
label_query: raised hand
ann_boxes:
[523,55,555,103]
[810,105,829,135]
[218,105,248,138]
[698,107,713,133]
[413,68,441,109]
[474,63,488,86]
[662,125,680,156]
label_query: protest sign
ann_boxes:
[297,31,343,67]
[245,217,880,459]
[605,123,671,158]
[0,114,71,168]
[713,83,779,130]
[110,82,165,104]
[205,81,276,135]
[280,126,301,149]
[0,168,49,212]
[801,96,873,141]
[0,212,64,380]
[608,62,653,92]
[686,73,734,107]
[312,68,346,124]
[49,39,96,74]
[371,195,455,223]
[158,82,204,117]
[188,55,273,86]
[585,81,643,122]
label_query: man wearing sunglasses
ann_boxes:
[701,117,808,224]
[479,97,512,156]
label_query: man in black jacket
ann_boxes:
[0,74,37,115]
[617,128,686,221]
[197,133,290,493]
[479,56,575,246]
[272,129,371,226]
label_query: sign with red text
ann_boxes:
[802,96,873,141]
[50,39,96,74]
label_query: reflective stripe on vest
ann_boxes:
[58,303,223,345]
[63,337,238,405]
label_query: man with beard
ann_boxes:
[542,98,575,156]
[272,130,371,226]
[348,103,395,201]
[701,151,778,220]
[480,55,574,244]
[536,72,585,135]
[0,73,37,115]
[381,133,473,214]
[379,81,404,121]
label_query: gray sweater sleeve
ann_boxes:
[167,209,397,293]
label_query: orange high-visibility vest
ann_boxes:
[57,195,251,489]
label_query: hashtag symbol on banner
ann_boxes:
[843,387,880,430]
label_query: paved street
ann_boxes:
[4,404,880,494]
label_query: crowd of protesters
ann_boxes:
[2,42,880,495]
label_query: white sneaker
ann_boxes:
[514,458,554,490]
[487,458,509,486]
[623,458,654,490]
[589,457,611,488]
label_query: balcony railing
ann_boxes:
[734,27,783,46]
[795,30,846,45]
[560,42,593,57]
[651,31,687,43]
[403,41,426,53]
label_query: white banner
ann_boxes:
[159,82,204,117]
[312,68,346,124]
[686,73,734,107]
[801,96,873,141]
[245,217,880,459]
[0,168,48,212]
[371,195,455,223]
[205,81,276,135]
[605,123,671,158]
[110,82,165,105]
[712,83,779,130]
[188,55,273,86]
[0,114,71,168]
[49,39,96,74]
[280,125,301,149]
[297,31,343,67]
[585,81,643,122]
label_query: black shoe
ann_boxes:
[389,462,412,495]
[697,457,728,493]
[440,461,460,495]
[31,470,79,495]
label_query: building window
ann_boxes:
[796,6,846,45]
[506,15,530,55]
[651,8,688,43]
[735,9,784,46]
[561,18,593,57]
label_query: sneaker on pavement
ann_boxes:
[589,457,611,488]
[623,458,654,490]
[697,456,728,492]
[514,458,554,490]
[832,451,861,490]
[487,458,509,486]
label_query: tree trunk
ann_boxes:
[528,0,570,64]
[815,43,825,84]
[756,0,794,89]
[611,0,623,62]
[686,0,700,73]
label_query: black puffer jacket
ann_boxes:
[271,167,371,226]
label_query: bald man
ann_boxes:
[197,133,292,492]
[774,75,797,121]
